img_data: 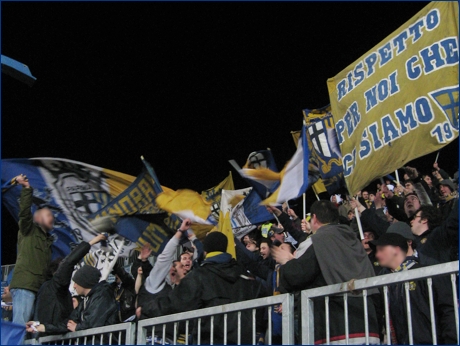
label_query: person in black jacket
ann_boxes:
[27,264,118,335]
[154,232,262,344]
[31,234,107,336]
[372,233,456,344]
[111,263,136,322]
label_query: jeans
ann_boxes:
[10,288,36,326]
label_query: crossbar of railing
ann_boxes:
[301,260,459,345]
[137,293,294,345]
[27,322,136,345]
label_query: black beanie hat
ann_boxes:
[203,232,228,253]
[72,265,101,289]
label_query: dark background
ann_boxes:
[2,2,458,264]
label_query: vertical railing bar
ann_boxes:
[92,334,95,345]
[108,331,112,345]
[84,336,87,344]
[325,296,330,344]
[383,285,391,345]
[427,278,438,345]
[162,323,166,345]
[405,281,414,345]
[252,308,256,345]
[100,333,104,345]
[210,315,214,345]
[197,318,201,345]
[76,337,79,344]
[223,313,228,345]
[451,273,459,344]
[268,306,272,345]
[173,322,178,345]
[118,330,122,345]
[344,293,349,345]
[363,289,369,345]
[151,326,155,345]
[237,311,241,345]
[185,320,189,345]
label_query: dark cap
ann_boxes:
[370,233,408,252]
[203,232,228,253]
[437,179,455,192]
[72,265,101,289]
[387,222,415,240]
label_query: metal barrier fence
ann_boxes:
[23,322,136,345]
[137,293,294,345]
[2,264,15,282]
[302,261,459,345]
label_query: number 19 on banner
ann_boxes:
[431,121,456,144]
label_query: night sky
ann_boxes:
[1,2,458,264]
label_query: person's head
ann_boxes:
[301,214,312,232]
[404,193,421,217]
[331,195,337,204]
[33,207,54,231]
[423,175,433,187]
[362,191,369,200]
[72,295,82,309]
[310,201,339,233]
[259,239,271,259]
[45,257,63,280]
[361,231,375,253]
[347,210,355,221]
[369,193,376,202]
[410,206,442,236]
[72,265,101,296]
[403,173,410,181]
[180,252,193,272]
[172,260,187,283]
[245,238,259,253]
[404,180,414,192]
[437,180,455,197]
[203,232,228,255]
[386,222,416,255]
[268,226,285,243]
[371,233,409,270]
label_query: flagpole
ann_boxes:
[435,150,440,163]
[303,193,306,218]
[314,191,320,201]
[395,170,400,185]
[355,207,365,240]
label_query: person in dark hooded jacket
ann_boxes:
[372,233,456,344]
[154,232,262,344]
[27,265,118,335]
[32,234,107,336]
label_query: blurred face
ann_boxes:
[439,184,452,197]
[72,297,79,309]
[376,245,400,269]
[424,176,432,186]
[301,219,311,232]
[404,195,420,217]
[115,274,122,284]
[272,232,285,243]
[279,243,292,253]
[180,253,192,272]
[35,208,54,231]
[169,265,177,282]
[369,194,375,202]
[73,282,86,296]
[405,182,414,192]
[348,211,355,221]
[246,241,259,252]
[242,235,250,245]
[174,262,187,282]
[331,196,337,203]
[362,192,369,200]
[361,231,375,251]
[410,212,428,235]
[259,243,270,259]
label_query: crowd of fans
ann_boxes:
[2,161,459,344]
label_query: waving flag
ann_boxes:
[327,1,459,194]
[201,172,234,222]
[261,125,311,205]
[233,150,280,198]
[303,106,345,194]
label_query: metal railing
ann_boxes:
[301,261,459,345]
[2,264,15,282]
[24,322,136,345]
[137,293,294,345]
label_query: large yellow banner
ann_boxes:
[327,1,459,194]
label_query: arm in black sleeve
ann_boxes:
[278,212,305,242]
[235,238,260,265]
[53,242,91,288]
[439,169,450,180]
[360,209,390,237]
[113,264,135,290]
[76,295,117,331]
[431,198,459,250]
[279,245,321,293]
[131,257,153,280]
[191,237,204,267]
